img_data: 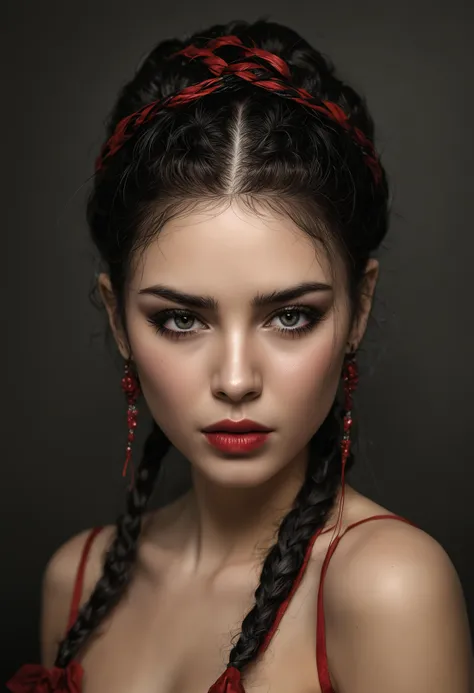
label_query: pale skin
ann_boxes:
[41,202,473,692]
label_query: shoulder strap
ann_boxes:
[316,514,418,693]
[256,520,339,657]
[66,526,105,633]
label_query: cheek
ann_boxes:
[277,338,345,434]
[128,334,200,440]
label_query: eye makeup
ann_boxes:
[146,304,327,341]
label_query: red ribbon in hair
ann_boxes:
[174,35,291,79]
[95,34,382,187]
[207,666,246,693]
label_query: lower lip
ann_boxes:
[203,432,271,453]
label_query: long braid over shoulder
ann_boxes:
[55,422,171,666]
[55,18,389,682]
[227,398,350,671]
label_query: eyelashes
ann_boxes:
[146,304,326,341]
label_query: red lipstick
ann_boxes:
[202,418,273,453]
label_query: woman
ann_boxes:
[8,18,472,693]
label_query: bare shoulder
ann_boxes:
[328,511,456,604]
[323,492,473,691]
[39,496,188,667]
[40,524,115,666]
[324,487,462,609]
[43,525,116,592]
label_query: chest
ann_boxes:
[78,559,324,693]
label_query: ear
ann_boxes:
[346,258,379,353]
[97,273,131,360]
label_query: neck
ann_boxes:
[175,449,344,577]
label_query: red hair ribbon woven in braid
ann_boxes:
[95,35,382,185]
[207,665,245,693]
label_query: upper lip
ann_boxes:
[202,418,273,433]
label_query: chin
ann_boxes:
[194,454,290,489]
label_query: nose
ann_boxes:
[210,333,262,403]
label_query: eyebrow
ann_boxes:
[138,281,333,310]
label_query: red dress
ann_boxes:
[7,514,416,693]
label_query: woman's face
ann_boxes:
[100,202,377,488]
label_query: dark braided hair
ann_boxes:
[55,422,171,665]
[55,18,390,682]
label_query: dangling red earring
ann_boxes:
[341,350,359,468]
[332,349,359,537]
[121,359,140,486]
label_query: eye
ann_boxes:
[146,305,325,341]
[269,307,324,338]
[147,309,202,340]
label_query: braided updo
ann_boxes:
[55,18,390,682]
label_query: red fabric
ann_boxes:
[6,661,83,693]
[6,514,418,693]
[257,520,337,656]
[207,666,246,693]
[6,527,104,692]
[66,526,104,631]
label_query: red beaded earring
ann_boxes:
[341,350,359,467]
[121,359,141,486]
[331,349,359,537]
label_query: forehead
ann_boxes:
[131,203,339,295]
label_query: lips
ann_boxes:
[202,418,273,433]
[203,429,271,453]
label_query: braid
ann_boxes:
[56,16,389,687]
[55,422,171,666]
[227,399,348,671]
[95,36,381,184]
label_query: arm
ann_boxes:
[327,524,473,693]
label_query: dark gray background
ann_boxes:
[2,0,473,682]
